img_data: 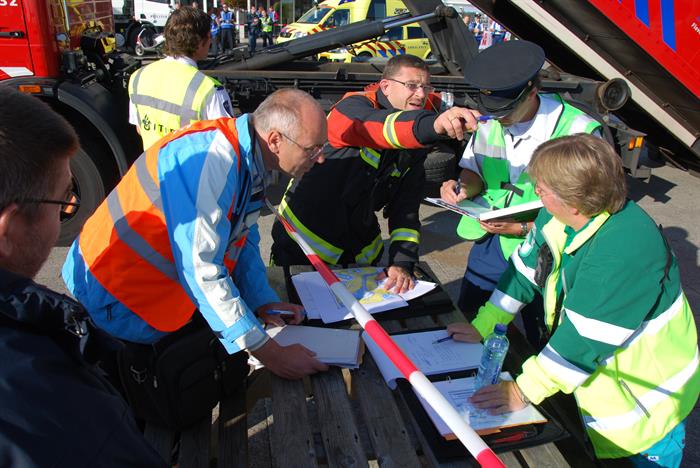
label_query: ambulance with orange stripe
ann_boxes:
[277,0,429,62]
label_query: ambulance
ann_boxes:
[277,0,430,62]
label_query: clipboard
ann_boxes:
[396,369,569,462]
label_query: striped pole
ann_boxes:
[266,200,504,467]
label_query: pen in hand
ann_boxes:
[453,177,462,196]
[267,309,305,317]
[432,335,453,345]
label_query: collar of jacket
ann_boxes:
[0,267,85,334]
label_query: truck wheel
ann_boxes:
[58,147,105,246]
[424,148,457,184]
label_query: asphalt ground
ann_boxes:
[38,163,699,465]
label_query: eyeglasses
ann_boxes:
[279,132,327,160]
[21,192,81,215]
[386,78,435,94]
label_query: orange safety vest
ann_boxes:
[78,119,247,332]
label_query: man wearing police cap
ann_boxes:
[440,40,602,325]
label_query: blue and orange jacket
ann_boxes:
[62,115,277,353]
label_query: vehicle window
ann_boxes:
[297,6,333,24]
[325,9,350,28]
[407,26,426,39]
[367,0,386,21]
[385,26,402,41]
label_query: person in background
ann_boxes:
[247,5,261,54]
[220,3,236,53]
[268,6,278,38]
[210,7,221,56]
[191,0,198,8]
[63,89,331,382]
[271,55,479,292]
[0,87,167,468]
[439,41,601,349]
[448,134,699,467]
[260,8,273,48]
[128,6,233,150]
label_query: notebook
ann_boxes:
[424,197,543,222]
[267,325,364,368]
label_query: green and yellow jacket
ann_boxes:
[472,200,699,458]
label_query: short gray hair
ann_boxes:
[252,89,318,140]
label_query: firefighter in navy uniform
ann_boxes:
[271,55,479,292]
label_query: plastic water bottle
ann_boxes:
[474,324,509,390]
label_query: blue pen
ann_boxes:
[432,335,453,345]
[267,309,304,316]
[454,176,462,196]
[478,115,495,122]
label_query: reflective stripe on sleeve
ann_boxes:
[355,234,383,265]
[383,111,403,148]
[390,228,419,244]
[538,343,591,388]
[511,249,537,286]
[489,289,525,315]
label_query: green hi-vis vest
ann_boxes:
[128,60,220,149]
[261,16,273,33]
[474,205,699,458]
[456,94,602,259]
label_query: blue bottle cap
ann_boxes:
[494,324,507,334]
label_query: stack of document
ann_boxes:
[292,267,437,324]
[362,329,484,389]
[267,325,364,368]
[415,373,547,439]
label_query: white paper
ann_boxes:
[424,197,543,222]
[362,329,483,389]
[267,324,363,368]
[291,267,436,324]
[415,373,547,436]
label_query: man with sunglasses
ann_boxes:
[0,88,166,466]
[63,89,330,396]
[439,41,602,332]
[271,54,479,292]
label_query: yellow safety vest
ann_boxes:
[128,59,220,149]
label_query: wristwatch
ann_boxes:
[520,221,529,237]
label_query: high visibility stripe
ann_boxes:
[360,147,380,168]
[355,234,383,265]
[489,289,525,315]
[279,198,343,264]
[538,344,591,387]
[390,165,402,177]
[603,293,685,365]
[182,72,207,123]
[106,193,179,282]
[584,349,699,432]
[130,93,199,121]
[130,68,144,132]
[134,154,162,211]
[383,111,403,148]
[390,228,419,244]
[564,308,636,346]
[511,249,537,286]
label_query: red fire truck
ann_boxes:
[1,0,698,245]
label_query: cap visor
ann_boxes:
[476,94,517,118]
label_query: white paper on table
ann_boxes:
[415,373,547,436]
[291,267,436,324]
[362,329,483,389]
[267,325,363,368]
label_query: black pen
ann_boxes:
[453,177,462,196]
[432,335,453,345]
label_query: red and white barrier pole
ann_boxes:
[266,200,504,467]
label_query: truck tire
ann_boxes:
[58,147,105,246]
[424,148,457,184]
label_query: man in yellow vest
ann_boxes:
[448,135,698,465]
[440,41,601,346]
[128,7,233,150]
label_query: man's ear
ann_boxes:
[267,130,282,154]
[379,79,391,95]
[0,204,20,260]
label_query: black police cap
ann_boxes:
[464,40,545,117]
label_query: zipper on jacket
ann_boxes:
[619,379,651,418]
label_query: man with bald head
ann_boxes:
[63,90,329,392]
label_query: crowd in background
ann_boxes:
[462,12,510,49]
[208,4,279,56]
